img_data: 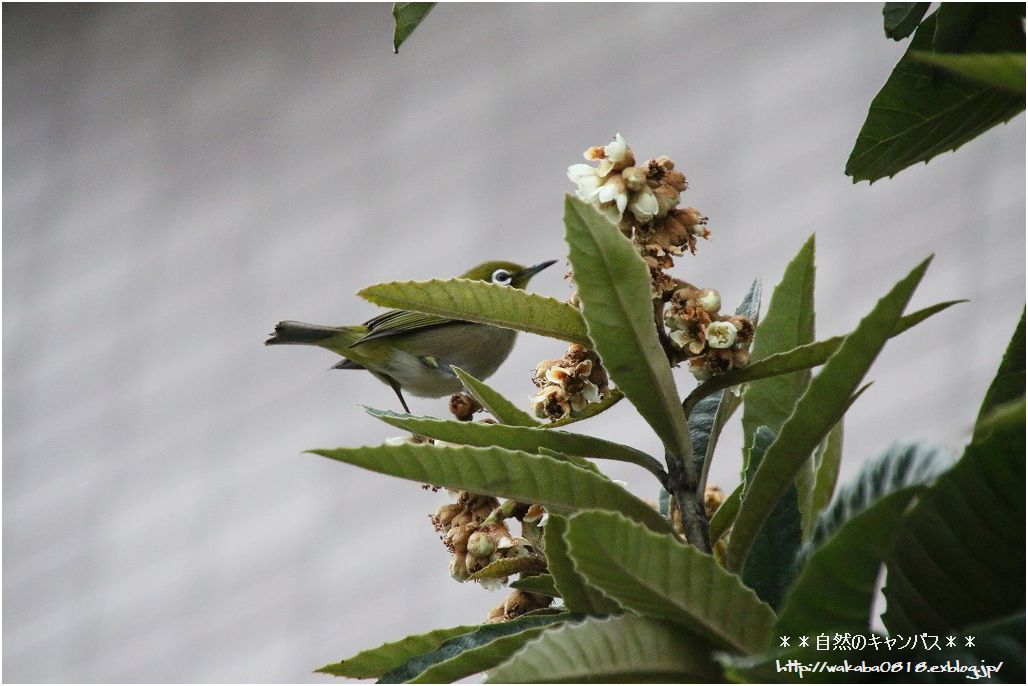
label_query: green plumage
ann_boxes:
[266,259,555,412]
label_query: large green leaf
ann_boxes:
[846,5,1026,183]
[315,624,478,679]
[882,395,1026,634]
[797,441,950,565]
[379,612,571,683]
[690,276,762,481]
[563,195,692,464]
[775,487,925,641]
[451,366,539,427]
[726,258,931,572]
[683,300,963,415]
[543,514,621,615]
[974,309,1025,432]
[363,406,665,478]
[311,443,672,534]
[392,2,436,53]
[485,615,721,683]
[883,2,931,40]
[742,427,802,611]
[913,51,1027,92]
[796,419,844,538]
[358,277,590,345]
[741,236,816,471]
[563,510,775,653]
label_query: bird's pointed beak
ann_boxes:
[516,259,558,281]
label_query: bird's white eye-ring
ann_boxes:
[491,269,513,286]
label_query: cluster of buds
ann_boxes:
[531,344,610,421]
[663,284,754,379]
[485,588,554,623]
[568,133,710,297]
[432,492,535,590]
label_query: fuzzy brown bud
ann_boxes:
[449,393,482,421]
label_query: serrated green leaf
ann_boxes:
[451,366,539,427]
[310,443,672,535]
[727,257,931,572]
[563,510,775,653]
[683,300,963,416]
[742,236,816,472]
[883,2,931,40]
[543,514,621,615]
[742,427,802,611]
[775,487,925,641]
[486,615,721,683]
[913,51,1027,92]
[509,574,559,598]
[315,624,478,678]
[975,309,1025,433]
[883,395,1026,634]
[563,195,692,463]
[798,441,950,566]
[363,406,665,478]
[379,613,571,683]
[847,5,1026,182]
[543,388,625,428]
[358,277,590,345]
[797,419,844,539]
[468,556,548,582]
[392,2,436,53]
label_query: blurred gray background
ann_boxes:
[3,3,1024,682]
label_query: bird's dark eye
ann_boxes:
[491,269,512,285]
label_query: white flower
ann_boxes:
[596,175,629,217]
[595,133,629,176]
[705,321,738,349]
[567,163,603,199]
[629,188,659,223]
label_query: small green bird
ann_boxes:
[266,260,556,413]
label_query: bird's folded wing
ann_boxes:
[351,309,459,346]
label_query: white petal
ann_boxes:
[581,381,601,404]
[605,133,628,163]
[567,163,595,183]
[629,189,659,222]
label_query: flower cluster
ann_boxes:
[568,133,710,297]
[531,344,610,421]
[433,492,524,587]
[566,133,754,379]
[663,284,754,379]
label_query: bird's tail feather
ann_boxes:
[266,321,341,346]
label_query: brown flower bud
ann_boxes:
[449,393,482,421]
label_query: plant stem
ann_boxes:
[667,454,711,553]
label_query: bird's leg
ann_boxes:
[386,377,412,415]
